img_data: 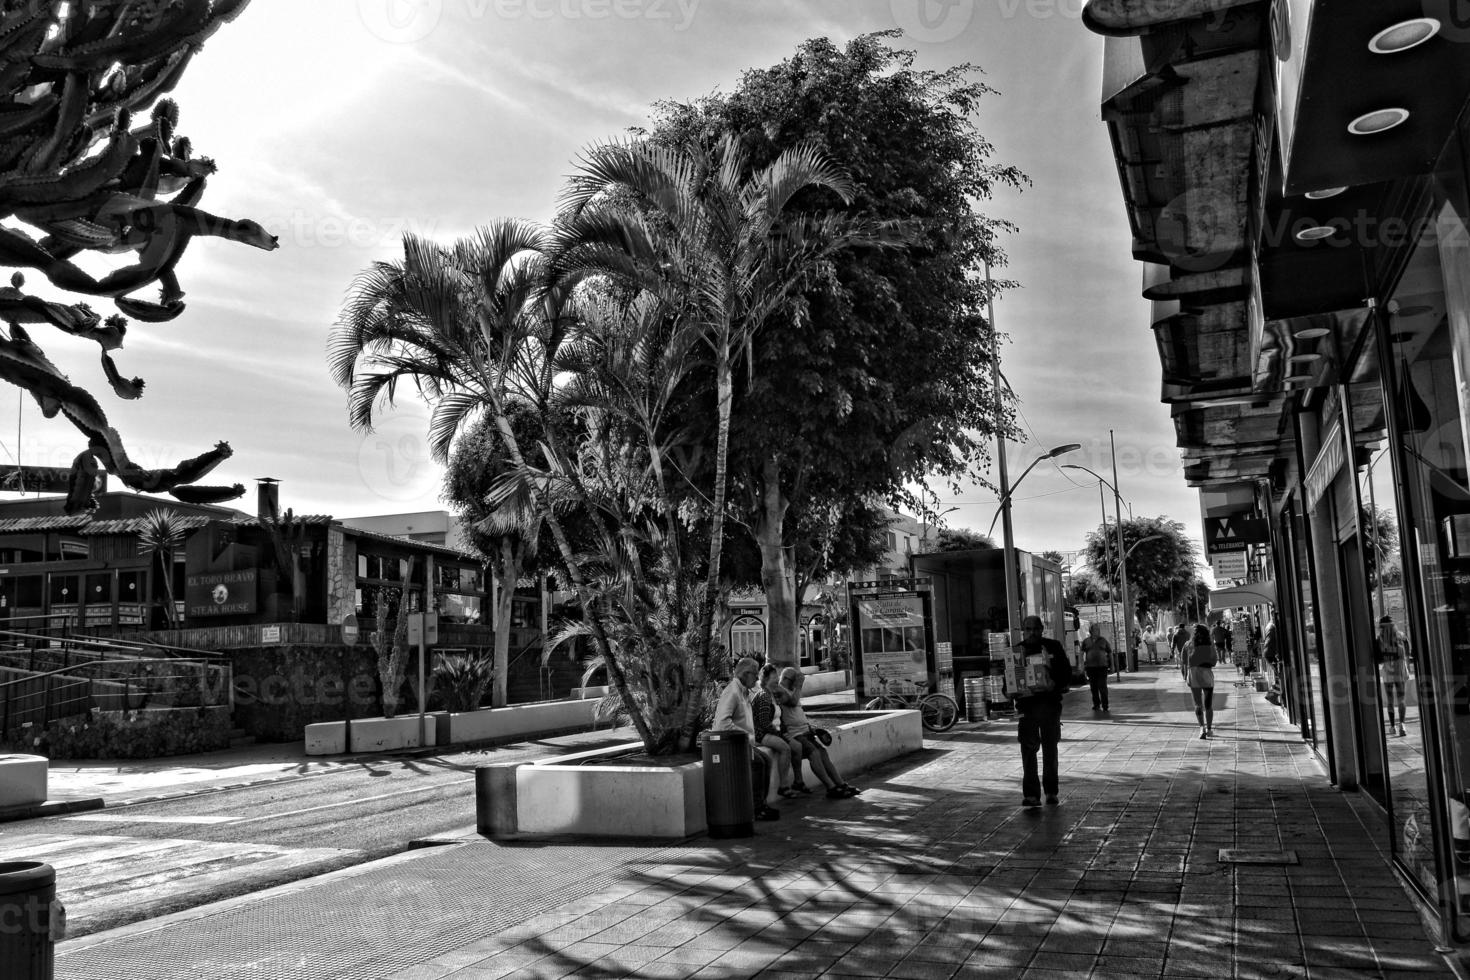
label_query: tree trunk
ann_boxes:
[754,456,797,664]
[679,347,734,749]
[483,406,658,751]
[491,538,516,708]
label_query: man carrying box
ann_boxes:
[1013,615,1073,808]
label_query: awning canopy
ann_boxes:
[1209,580,1276,611]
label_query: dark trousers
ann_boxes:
[1085,667,1109,709]
[1018,700,1063,800]
[750,749,770,809]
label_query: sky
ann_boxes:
[0,0,1208,571]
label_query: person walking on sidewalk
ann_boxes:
[1081,622,1113,712]
[1375,615,1412,737]
[712,657,781,820]
[1012,615,1073,807]
[1185,623,1218,739]
[1169,623,1189,664]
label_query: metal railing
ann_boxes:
[0,653,234,733]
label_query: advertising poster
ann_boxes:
[856,592,929,693]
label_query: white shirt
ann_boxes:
[712,678,754,738]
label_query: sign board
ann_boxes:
[847,577,935,700]
[407,613,423,646]
[260,625,281,644]
[340,614,360,645]
[185,569,257,617]
[1211,552,1248,580]
[1304,421,1345,511]
[1204,515,1250,556]
[424,611,439,646]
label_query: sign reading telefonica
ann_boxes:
[185,569,258,616]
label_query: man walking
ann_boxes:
[1081,622,1112,712]
[1170,623,1189,663]
[712,656,780,821]
[1012,615,1072,807]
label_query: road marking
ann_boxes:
[63,814,238,825]
[229,782,447,824]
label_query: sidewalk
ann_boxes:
[52,666,1460,979]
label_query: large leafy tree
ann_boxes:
[646,33,1028,663]
[1082,516,1200,623]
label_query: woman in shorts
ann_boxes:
[775,667,859,799]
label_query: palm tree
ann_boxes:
[554,135,905,745]
[328,222,659,749]
[136,509,189,628]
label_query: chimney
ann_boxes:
[256,478,280,521]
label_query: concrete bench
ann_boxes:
[0,754,47,808]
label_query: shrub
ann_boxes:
[432,652,494,712]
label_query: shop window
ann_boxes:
[730,615,766,658]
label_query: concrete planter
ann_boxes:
[444,699,599,744]
[478,708,922,840]
[0,754,46,807]
[304,715,436,755]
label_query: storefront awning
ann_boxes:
[1209,580,1276,611]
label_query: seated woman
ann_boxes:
[752,664,801,799]
[775,666,860,799]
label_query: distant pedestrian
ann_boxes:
[1211,620,1232,662]
[1262,620,1281,696]
[1081,623,1112,712]
[1186,624,1217,739]
[1375,616,1412,737]
[1169,624,1189,663]
[1012,615,1073,807]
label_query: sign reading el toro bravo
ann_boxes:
[185,569,258,617]
[847,577,934,701]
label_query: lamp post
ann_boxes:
[986,443,1084,538]
[1062,458,1135,668]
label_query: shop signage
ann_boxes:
[1304,421,1345,511]
[185,569,257,617]
[1204,515,1250,556]
[261,625,281,644]
[1211,552,1248,580]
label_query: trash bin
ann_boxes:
[702,730,754,839]
[963,676,988,722]
[0,861,62,980]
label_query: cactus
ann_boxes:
[0,1,271,514]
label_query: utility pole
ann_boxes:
[1111,430,1136,672]
[986,258,1021,649]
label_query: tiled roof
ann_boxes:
[0,515,95,532]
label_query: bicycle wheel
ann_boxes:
[920,694,960,732]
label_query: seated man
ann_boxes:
[711,656,780,821]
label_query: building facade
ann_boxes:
[0,487,488,640]
[1085,0,1470,945]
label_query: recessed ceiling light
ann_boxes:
[1288,353,1323,362]
[1349,108,1410,135]
[1294,326,1331,340]
[1369,18,1440,54]
[1305,187,1347,200]
[1295,225,1337,242]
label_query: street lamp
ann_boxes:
[1062,454,1139,669]
[986,443,1084,537]
[921,505,960,549]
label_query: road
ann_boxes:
[5,729,640,938]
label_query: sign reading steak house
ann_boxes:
[186,569,258,617]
